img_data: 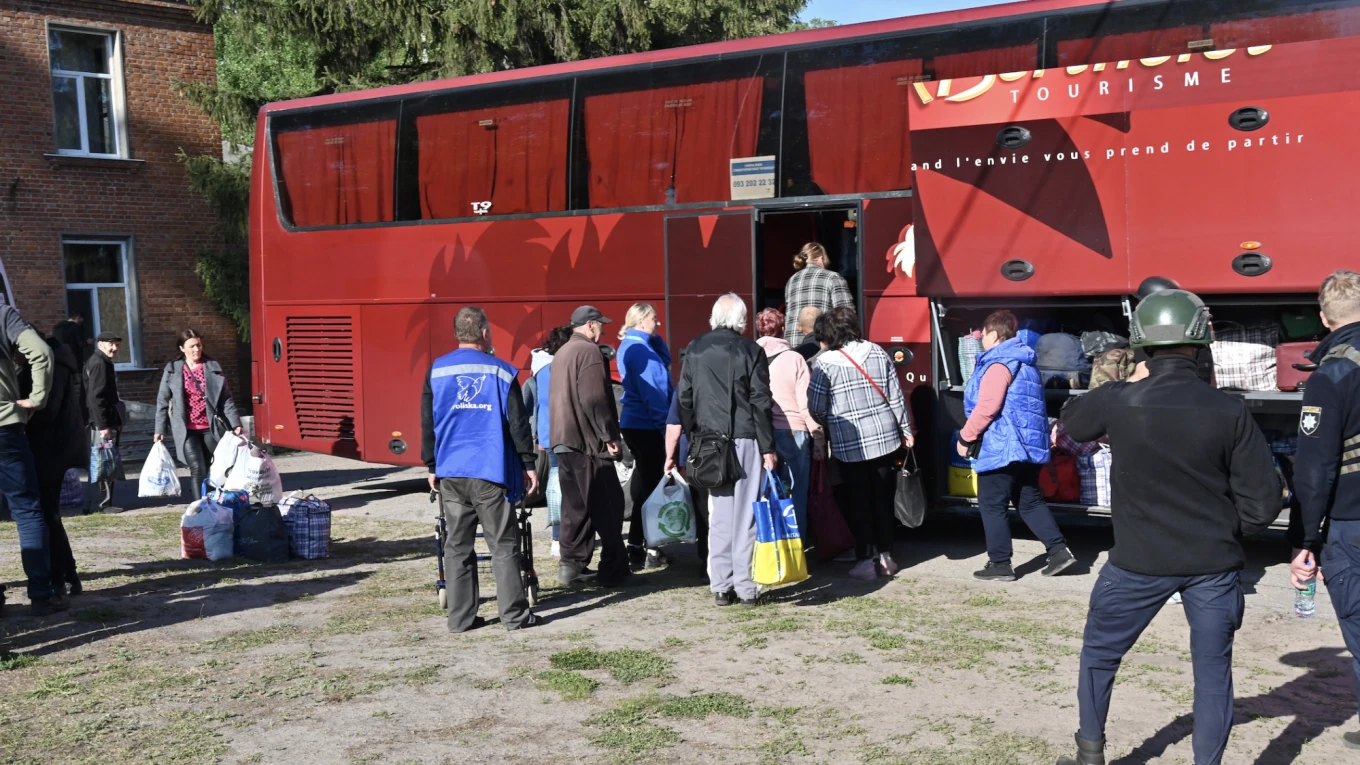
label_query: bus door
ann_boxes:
[756,204,860,317]
[664,210,757,360]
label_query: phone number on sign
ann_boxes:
[734,178,772,188]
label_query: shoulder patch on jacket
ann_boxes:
[1300,406,1322,437]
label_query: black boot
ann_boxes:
[1055,733,1105,765]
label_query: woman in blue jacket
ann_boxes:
[617,303,674,571]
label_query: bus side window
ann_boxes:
[272,103,400,228]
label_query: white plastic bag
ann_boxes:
[641,470,696,548]
[225,444,283,506]
[138,442,182,498]
[209,432,248,487]
[181,499,234,561]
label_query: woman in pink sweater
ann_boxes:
[755,309,824,536]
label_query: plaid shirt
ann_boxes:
[783,265,854,343]
[807,342,911,462]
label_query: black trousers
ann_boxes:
[556,452,629,582]
[183,429,215,495]
[976,462,1066,565]
[840,452,901,561]
[36,467,77,590]
[439,477,529,632]
[621,428,666,549]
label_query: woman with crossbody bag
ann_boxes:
[155,329,243,495]
[806,307,913,581]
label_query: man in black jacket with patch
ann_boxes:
[83,331,123,514]
[1055,289,1280,765]
[1288,269,1360,750]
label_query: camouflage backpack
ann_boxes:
[1088,348,1136,389]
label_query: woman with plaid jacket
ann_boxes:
[807,307,913,581]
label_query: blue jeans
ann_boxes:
[1323,519,1360,726]
[1078,563,1243,765]
[774,429,811,539]
[0,424,53,600]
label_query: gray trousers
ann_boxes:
[440,477,529,632]
[707,438,763,600]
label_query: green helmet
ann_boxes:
[1129,289,1213,348]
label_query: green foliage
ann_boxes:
[549,648,673,684]
[180,152,252,341]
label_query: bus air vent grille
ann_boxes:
[285,316,357,442]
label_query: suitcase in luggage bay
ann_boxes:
[1275,342,1318,391]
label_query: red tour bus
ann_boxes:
[250,0,1360,524]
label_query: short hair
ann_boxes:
[983,310,1018,342]
[709,293,748,332]
[1320,269,1360,324]
[797,306,821,334]
[543,324,573,356]
[454,306,490,343]
[755,308,784,338]
[820,306,862,351]
[793,242,828,271]
[618,302,657,340]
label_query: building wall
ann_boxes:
[0,0,238,406]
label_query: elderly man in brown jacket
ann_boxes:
[549,306,631,587]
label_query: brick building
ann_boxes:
[0,0,239,409]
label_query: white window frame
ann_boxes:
[47,25,128,159]
[62,236,143,369]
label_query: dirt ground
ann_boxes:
[0,451,1355,765]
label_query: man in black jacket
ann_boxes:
[83,330,123,514]
[1055,289,1280,765]
[678,293,777,607]
[1288,269,1360,750]
[27,334,86,595]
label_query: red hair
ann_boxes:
[755,308,784,338]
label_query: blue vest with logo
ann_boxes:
[963,337,1051,473]
[430,348,525,503]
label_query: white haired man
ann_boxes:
[677,294,777,607]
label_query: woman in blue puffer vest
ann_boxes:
[617,303,674,571]
[958,310,1075,583]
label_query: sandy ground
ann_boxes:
[0,451,1355,765]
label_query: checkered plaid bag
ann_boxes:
[1078,445,1112,507]
[958,334,983,384]
[278,493,332,559]
[1211,322,1278,391]
[1053,419,1103,457]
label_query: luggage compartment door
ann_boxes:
[664,210,757,359]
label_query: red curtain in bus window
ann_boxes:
[934,44,1040,78]
[416,99,569,219]
[803,59,922,195]
[585,77,763,208]
[1212,9,1360,48]
[276,120,396,227]
[1057,28,1205,66]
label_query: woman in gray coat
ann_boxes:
[154,329,243,495]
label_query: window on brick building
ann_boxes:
[48,27,124,158]
[63,238,139,367]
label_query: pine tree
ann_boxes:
[180,0,821,341]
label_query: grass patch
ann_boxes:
[72,606,132,623]
[864,630,908,650]
[881,674,914,686]
[205,624,303,651]
[964,594,1005,607]
[404,664,441,686]
[549,648,672,684]
[588,724,680,756]
[758,705,803,724]
[655,692,751,719]
[472,679,503,690]
[0,650,39,671]
[534,670,599,701]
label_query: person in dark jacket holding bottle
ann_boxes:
[959,310,1075,582]
[1055,289,1281,765]
[421,307,540,632]
[27,332,86,596]
[154,330,244,496]
[1288,269,1360,751]
[616,302,674,571]
[83,330,124,514]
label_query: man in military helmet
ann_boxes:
[1054,289,1281,765]
[1288,269,1360,750]
[1128,276,1215,384]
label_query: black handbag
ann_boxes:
[894,449,927,529]
[686,354,741,490]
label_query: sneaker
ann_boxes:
[1043,547,1077,577]
[974,561,1017,582]
[848,559,879,581]
[31,594,70,617]
[715,590,737,607]
[644,548,669,570]
[549,541,561,558]
[100,506,127,515]
[1344,731,1360,750]
[737,595,762,608]
[833,549,858,563]
[1167,591,1183,605]
[878,553,900,577]
[508,613,545,631]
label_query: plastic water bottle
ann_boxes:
[1295,576,1316,619]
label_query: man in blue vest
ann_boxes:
[422,307,541,632]
[958,310,1076,582]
